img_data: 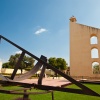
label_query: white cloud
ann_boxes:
[35,28,47,35]
[15,51,22,54]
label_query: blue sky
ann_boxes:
[0,0,100,65]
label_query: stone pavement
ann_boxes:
[18,77,72,87]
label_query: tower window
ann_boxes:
[91,48,99,58]
[92,62,100,74]
[90,36,98,44]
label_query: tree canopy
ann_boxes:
[2,53,35,72]
[48,57,68,70]
[2,54,68,75]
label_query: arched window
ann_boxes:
[91,48,99,58]
[90,36,98,44]
[92,62,100,74]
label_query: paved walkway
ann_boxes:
[18,77,72,87]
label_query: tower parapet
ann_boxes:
[69,16,77,22]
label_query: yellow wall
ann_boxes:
[70,16,100,77]
[0,68,26,74]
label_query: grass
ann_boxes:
[0,84,100,100]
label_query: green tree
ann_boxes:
[48,57,68,70]
[56,58,67,70]
[2,62,12,68]
[48,57,57,68]
[48,57,68,76]
[2,53,35,74]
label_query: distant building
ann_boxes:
[0,61,2,69]
[70,16,100,79]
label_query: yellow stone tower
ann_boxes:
[70,16,100,79]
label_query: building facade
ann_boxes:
[70,16,100,78]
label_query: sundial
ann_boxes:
[0,35,99,100]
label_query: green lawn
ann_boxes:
[0,84,100,100]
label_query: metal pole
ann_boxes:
[51,91,54,100]
[23,90,30,100]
